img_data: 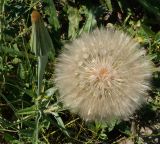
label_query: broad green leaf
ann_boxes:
[67,6,81,39]
[79,7,97,34]
[44,0,60,30]
[101,0,112,12]
[18,63,26,80]
[45,87,57,97]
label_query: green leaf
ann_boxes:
[137,0,160,17]
[4,133,16,142]
[37,56,48,95]
[99,133,107,140]
[155,31,160,44]
[16,105,37,115]
[0,92,16,114]
[101,0,113,12]
[141,24,155,37]
[19,128,34,137]
[51,112,70,137]
[67,6,81,39]
[45,87,57,97]
[44,0,60,31]
[79,7,97,34]
[30,17,54,56]
[18,63,26,80]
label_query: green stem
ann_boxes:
[34,101,41,144]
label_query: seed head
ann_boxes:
[55,29,153,121]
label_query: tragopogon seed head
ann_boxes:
[55,29,153,121]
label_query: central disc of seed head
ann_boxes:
[90,67,109,82]
[98,68,108,79]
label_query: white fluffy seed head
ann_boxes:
[55,29,153,121]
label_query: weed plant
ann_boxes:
[0,0,159,143]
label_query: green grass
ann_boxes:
[0,0,160,143]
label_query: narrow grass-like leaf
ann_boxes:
[155,32,160,44]
[137,0,160,18]
[51,112,70,137]
[0,92,17,115]
[16,105,37,115]
[38,56,48,95]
